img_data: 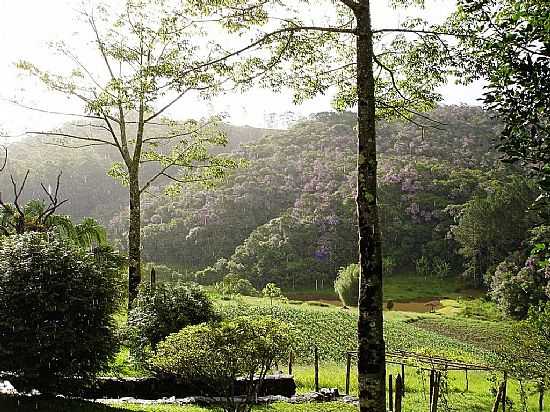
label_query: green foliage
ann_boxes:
[262,282,284,300]
[126,282,217,363]
[3,108,522,291]
[456,0,550,192]
[216,299,490,365]
[499,302,550,384]
[449,177,539,285]
[382,256,397,276]
[488,225,550,319]
[0,233,122,389]
[333,264,359,307]
[0,195,107,249]
[415,256,430,278]
[150,316,293,412]
[431,257,450,278]
[215,273,259,298]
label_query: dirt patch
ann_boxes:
[288,294,449,313]
[286,293,339,302]
[389,300,441,313]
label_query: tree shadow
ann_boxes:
[0,396,129,412]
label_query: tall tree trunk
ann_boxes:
[356,1,386,411]
[128,169,141,309]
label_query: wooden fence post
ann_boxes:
[492,381,505,412]
[150,267,156,289]
[430,371,441,412]
[388,374,393,412]
[395,374,403,412]
[429,369,435,405]
[401,363,405,397]
[502,372,507,412]
[465,369,469,392]
[314,346,319,392]
[345,352,351,395]
[288,351,293,375]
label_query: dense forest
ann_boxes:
[1,105,539,290]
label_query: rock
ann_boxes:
[0,380,17,395]
[257,395,290,404]
[341,395,359,404]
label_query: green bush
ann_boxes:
[150,316,293,412]
[215,273,259,298]
[334,264,359,307]
[383,256,397,276]
[489,252,548,319]
[0,233,121,389]
[415,256,430,278]
[126,282,218,362]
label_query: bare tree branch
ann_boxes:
[26,131,117,147]
[39,171,69,221]
[373,28,464,37]
[3,99,103,120]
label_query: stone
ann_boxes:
[0,380,17,395]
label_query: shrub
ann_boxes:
[193,258,229,285]
[499,302,550,384]
[334,264,359,307]
[142,263,188,284]
[149,316,293,412]
[126,282,218,362]
[383,256,397,276]
[415,256,430,278]
[489,252,548,319]
[432,257,450,278]
[0,233,121,390]
[215,273,259,298]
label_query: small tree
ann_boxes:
[432,257,450,278]
[262,282,285,313]
[216,274,259,299]
[0,232,122,390]
[126,282,218,363]
[334,264,359,307]
[150,316,293,412]
[16,0,274,306]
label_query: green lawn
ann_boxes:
[382,274,475,302]
[283,274,479,304]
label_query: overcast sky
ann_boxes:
[0,0,484,138]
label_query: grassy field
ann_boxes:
[292,363,547,412]
[284,274,477,304]
[216,297,492,364]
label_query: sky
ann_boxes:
[0,0,484,138]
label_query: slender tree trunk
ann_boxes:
[356,1,386,411]
[128,168,141,309]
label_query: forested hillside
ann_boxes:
[2,105,536,289]
[150,106,536,288]
[0,124,271,222]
